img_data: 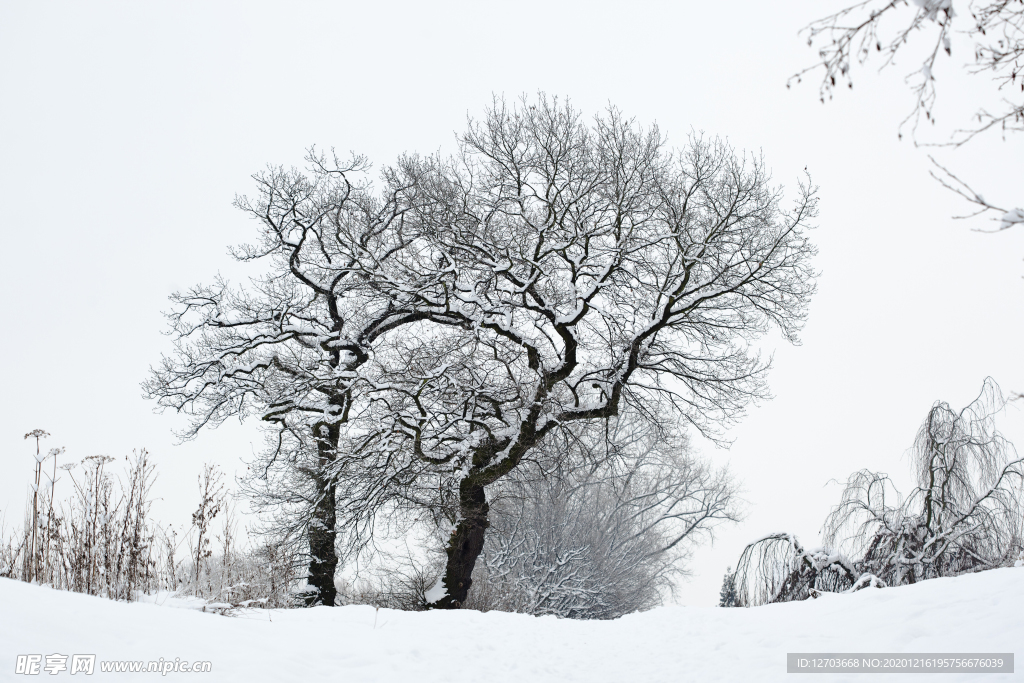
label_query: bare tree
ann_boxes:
[147,94,818,608]
[144,151,437,605]
[793,0,1023,229]
[333,95,817,608]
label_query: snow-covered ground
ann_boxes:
[2,568,1021,682]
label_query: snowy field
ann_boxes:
[2,568,1021,682]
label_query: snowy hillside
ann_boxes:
[3,568,1021,682]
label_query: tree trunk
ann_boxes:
[306,422,339,606]
[433,480,489,609]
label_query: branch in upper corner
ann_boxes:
[927,155,1023,231]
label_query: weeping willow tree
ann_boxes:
[827,378,1024,584]
[735,378,1024,606]
[733,533,866,607]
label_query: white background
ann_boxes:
[1,0,1021,606]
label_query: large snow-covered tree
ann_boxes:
[347,96,818,607]
[147,94,818,608]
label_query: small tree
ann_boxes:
[719,567,738,607]
[191,464,224,589]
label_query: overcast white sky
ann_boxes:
[2,1,1021,606]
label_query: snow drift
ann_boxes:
[2,567,1021,682]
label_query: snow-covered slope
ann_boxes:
[2,568,1021,682]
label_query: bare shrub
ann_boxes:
[336,547,448,611]
[0,512,26,579]
[49,452,161,599]
[176,490,303,609]
[3,444,301,610]
[463,416,738,619]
